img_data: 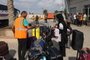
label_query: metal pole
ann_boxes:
[88,7,89,21]
[76,50,79,60]
[65,0,69,13]
[88,7,90,20]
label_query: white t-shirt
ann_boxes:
[54,28,60,36]
[59,23,64,30]
[52,28,61,42]
[83,14,87,21]
[73,15,76,19]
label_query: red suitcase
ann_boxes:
[79,48,90,60]
[79,53,90,60]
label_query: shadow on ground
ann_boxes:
[9,49,16,57]
[4,49,16,60]
[69,57,76,60]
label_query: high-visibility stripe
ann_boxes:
[32,27,40,39]
[15,19,27,31]
[15,28,27,30]
[20,19,23,27]
[32,29,35,36]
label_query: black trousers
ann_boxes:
[18,39,27,60]
[59,42,66,57]
[83,20,87,25]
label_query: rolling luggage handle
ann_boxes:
[76,50,80,60]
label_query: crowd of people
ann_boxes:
[70,13,88,26]
[12,11,72,60]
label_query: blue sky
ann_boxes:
[0,0,65,13]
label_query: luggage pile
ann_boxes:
[27,23,86,60]
[26,37,62,60]
[26,24,62,60]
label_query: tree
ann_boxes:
[7,0,15,27]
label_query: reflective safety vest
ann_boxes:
[14,17,27,39]
[32,27,40,39]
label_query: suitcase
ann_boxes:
[0,41,9,56]
[71,30,84,50]
[27,36,37,50]
[39,39,46,48]
[78,48,90,60]
[79,53,90,60]
[46,47,63,60]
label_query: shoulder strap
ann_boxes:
[20,18,24,27]
[35,27,36,37]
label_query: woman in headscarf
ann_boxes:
[56,13,68,57]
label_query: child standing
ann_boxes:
[54,24,61,42]
[52,24,61,50]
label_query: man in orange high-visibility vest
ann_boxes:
[14,11,30,60]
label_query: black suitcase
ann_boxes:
[71,30,84,50]
[0,41,9,56]
[46,47,63,60]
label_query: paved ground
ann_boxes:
[0,20,90,60]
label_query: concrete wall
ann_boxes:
[69,0,90,14]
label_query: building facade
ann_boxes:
[0,4,20,27]
[0,4,20,20]
[68,0,90,17]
